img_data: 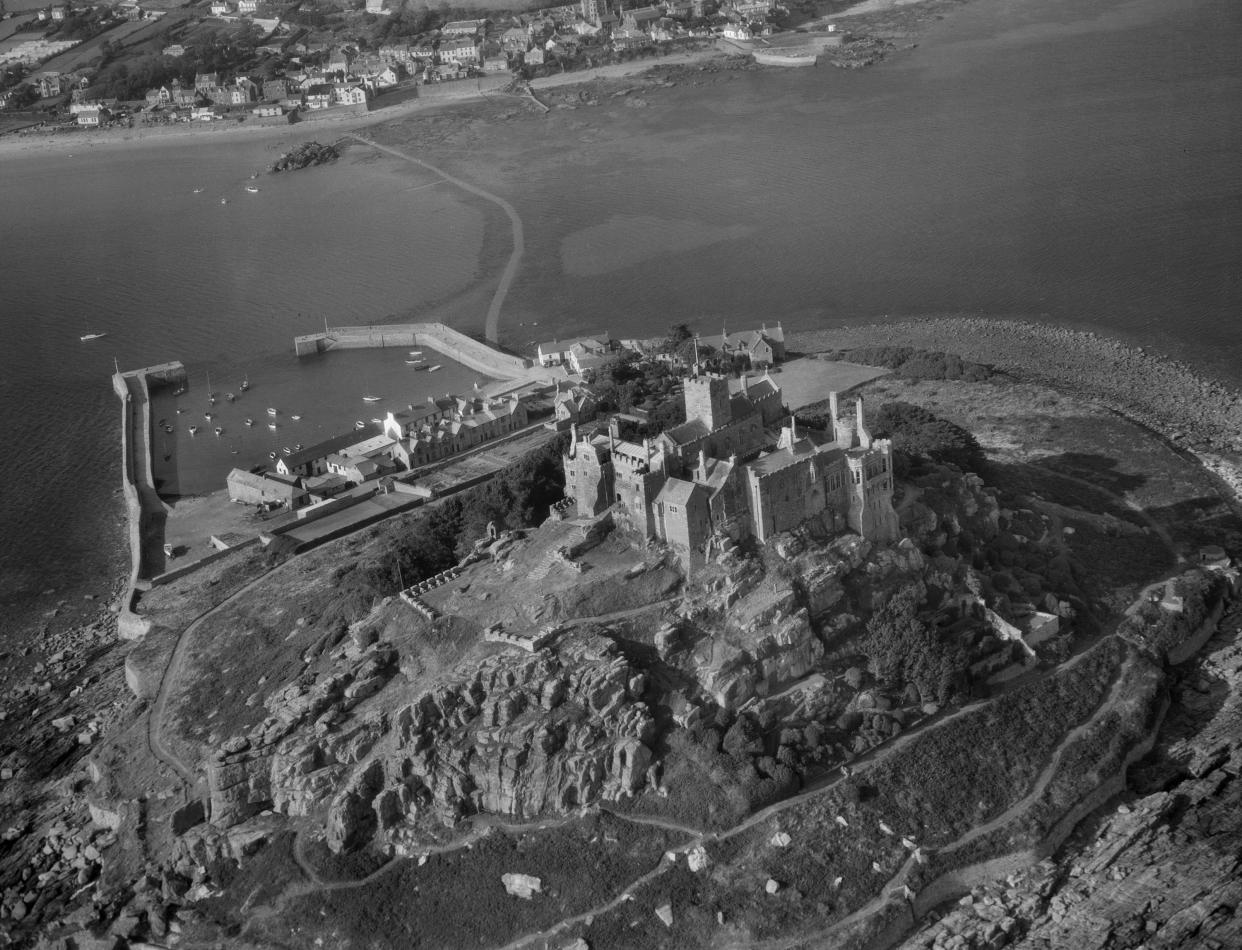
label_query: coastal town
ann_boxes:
[0,0,852,134]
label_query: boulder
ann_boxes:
[501,873,542,899]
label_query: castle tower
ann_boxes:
[855,396,872,450]
[683,372,732,432]
[844,440,899,543]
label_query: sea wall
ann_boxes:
[112,373,149,642]
[294,321,533,378]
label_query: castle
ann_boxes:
[563,369,900,564]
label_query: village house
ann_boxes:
[304,84,333,109]
[163,43,188,57]
[36,72,62,98]
[227,469,308,510]
[580,0,609,23]
[144,85,172,107]
[697,322,786,368]
[623,5,663,30]
[251,103,283,117]
[262,77,291,102]
[537,333,612,368]
[365,0,389,12]
[383,392,530,469]
[331,83,368,106]
[76,107,108,126]
[276,432,374,478]
[194,71,220,94]
[50,5,67,21]
[501,25,530,50]
[236,0,257,12]
[441,18,487,36]
[209,0,230,15]
[327,47,354,78]
[524,46,545,65]
[722,22,753,40]
[554,385,598,426]
[439,38,480,65]
[562,371,898,565]
[482,55,509,72]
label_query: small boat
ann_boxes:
[428,365,442,373]
[226,392,235,402]
[269,451,277,460]
[282,446,291,455]
[163,425,173,434]
[267,423,278,431]
[405,359,424,366]
[408,350,423,357]
[355,420,366,429]
[193,188,204,194]
[267,407,278,416]
[80,333,107,342]
[188,426,199,436]
[370,417,382,424]
[176,408,184,415]
[204,412,213,421]
[363,395,382,403]
[290,414,301,421]
[244,418,254,427]
[245,185,259,194]
[240,376,250,392]
[220,198,228,205]
[214,427,223,437]
[294,443,303,451]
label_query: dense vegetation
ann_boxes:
[825,346,995,382]
[861,584,969,705]
[1117,568,1224,660]
[870,401,986,475]
[591,352,686,433]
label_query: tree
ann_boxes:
[871,401,985,473]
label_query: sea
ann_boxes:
[1,0,1238,640]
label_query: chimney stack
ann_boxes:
[856,396,872,450]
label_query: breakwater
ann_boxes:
[293,321,534,378]
[112,360,186,640]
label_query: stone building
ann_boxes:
[562,370,899,564]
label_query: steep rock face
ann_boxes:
[377,635,657,837]
[695,607,824,707]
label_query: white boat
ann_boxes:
[245,185,259,194]
[269,451,277,460]
[267,407,278,416]
[226,392,235,402]
[163,425,173,434]
[363,395,382,403]
[240,376,250,392]
[290,414,301,421]
[245,418,254,427]
[294,443,303,451]
[370,417,382,424]
[193,188,204,194]
[80,333,107,342]
[406,359,424,366]
[220,198,228,205]
[204,412,213,421]
[282,446,291,455]
[176,408,184,415]
[188,425,199,436]
[214,427,223,437]
[267,423,278,431]
[428,365,442,373]
[408,350,423,356]
[355,420,366,429]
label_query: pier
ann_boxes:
[293,321,535,379]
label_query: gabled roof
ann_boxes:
[655,477,706,508]
[282,431,368,469]
[747,439,840,477]
[662,418,711,446]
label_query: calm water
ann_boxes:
[1,0,1238,635]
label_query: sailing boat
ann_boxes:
[206,371,216,406]
[240,375,250,392]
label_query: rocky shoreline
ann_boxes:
[790,317,1242,507]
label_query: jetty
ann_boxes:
[293,321,534,379]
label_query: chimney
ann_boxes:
[697,449,708,482]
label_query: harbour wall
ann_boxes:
[113,360,186,641]
[293,321,534,378]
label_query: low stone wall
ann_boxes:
[149,540,257,588]
[1167,599,1226,665]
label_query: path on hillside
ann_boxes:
[348,133,523,344]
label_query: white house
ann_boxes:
[537,333,611,367]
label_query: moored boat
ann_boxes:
[363,395,382,402]
[214,427,223,437]
[267,407,278,416]
[428,365,442,373]
[355,420,366,429]
[268,423,278,431]
[245,418,254,427]
[189,425,199,436]
[80,332,107,342]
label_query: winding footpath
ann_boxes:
[348,133,524,343]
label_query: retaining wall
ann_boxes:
[113,372,150,641]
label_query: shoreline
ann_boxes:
[0,49,731,161]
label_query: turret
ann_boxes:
[856,397,872,450]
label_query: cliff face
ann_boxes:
[206,634,658,853]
